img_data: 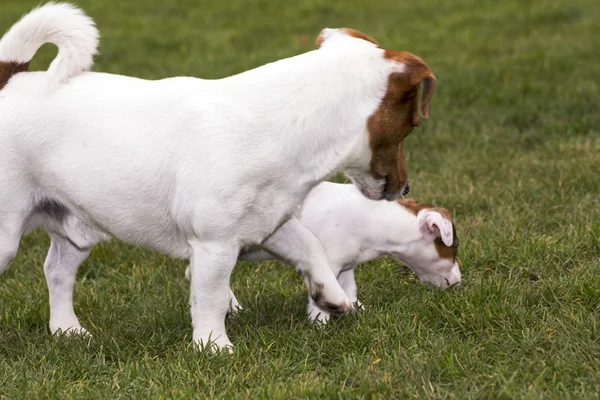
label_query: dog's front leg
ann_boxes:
[262,217,352,315]
[307,269,362,324]
[184,267,242,314]
[188,240,238,352]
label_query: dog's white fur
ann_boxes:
[0,3,98,85]
[187,182,461,322]
[0,4,416,350]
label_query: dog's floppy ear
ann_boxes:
[417,209,453,247]
[385,51,436,124]
[407,62,436,123]
[418,73,436,119]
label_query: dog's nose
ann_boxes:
[401,183,410,196]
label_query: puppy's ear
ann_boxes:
[417,210,453,247]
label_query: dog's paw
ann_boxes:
[228,291,243,315]
[306,279,353,315]
[228,300,243,315]
[355,299,364,311]
[193,331,233,353]
[51,325,91,337]
[307,306,331,325]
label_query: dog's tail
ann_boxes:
[0,2,98,90]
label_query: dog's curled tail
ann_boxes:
[0,2,98,90]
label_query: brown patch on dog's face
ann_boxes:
[0,61,30,90]
[398,199,458,260]
[434,223,458,261]
[314,28,436,199]
[367,51,436,197]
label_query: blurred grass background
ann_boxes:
[1,0,599,398]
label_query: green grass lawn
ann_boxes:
[1,0,599,398]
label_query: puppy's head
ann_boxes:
[394,199,461,289]
[316,28,436,201]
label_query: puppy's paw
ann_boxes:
[355,299,364,311]
[307,279,353,315]
[307,305,331,325]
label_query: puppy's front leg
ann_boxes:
[337,269,359,304]
[188,240,238,352]
[262,217,352,315]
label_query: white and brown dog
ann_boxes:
[0,4,436,350]
[188,182,461,322]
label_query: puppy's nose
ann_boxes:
[401,183,410,196]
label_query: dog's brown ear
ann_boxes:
[406,60,436,120]
[418,73,436,119]
[385,51,436,122]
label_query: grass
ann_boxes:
[1,0,599,398]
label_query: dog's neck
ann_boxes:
[223,46,390,189]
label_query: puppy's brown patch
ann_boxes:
[0,61,30,90]
[434,224,458,260]
[398,198,451,220]
[398,199,458,260]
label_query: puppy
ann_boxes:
[188,182,461,322]
[0,4,436,350]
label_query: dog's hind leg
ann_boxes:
[43,212,103,336]
[44,232,92,335]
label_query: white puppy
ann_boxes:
[0,4,436,350]
[188,182,461,322]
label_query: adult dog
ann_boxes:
[0,3,436,350]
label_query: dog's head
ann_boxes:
[392,199,461,289]
[316,28,436,201]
